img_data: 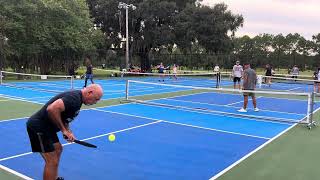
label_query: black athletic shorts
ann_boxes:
[26,125,59,153]
[233,77,241,83]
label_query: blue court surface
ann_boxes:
[0,104,294,180]
[0,77,319,179]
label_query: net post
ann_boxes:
[306,92,314,126]
[125,80,129,100]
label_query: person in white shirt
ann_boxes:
[232,61,243,89]
[291,65,299,79]
[213,64,220,88]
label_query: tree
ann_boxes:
[270,34,289,69]
[232,35,255,63]
[0,0,99,74]
[0,14,9,70]
[312,33,320,68]
[285,33,305,66]
[312,33,320,55]
[87,0,243,71]
[191,3,243,54]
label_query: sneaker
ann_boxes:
[56,177,64,180]
[238,108,247,112]
[254,108,259,112]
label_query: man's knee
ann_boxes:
[42,153,59,167]
[54,143,63,156]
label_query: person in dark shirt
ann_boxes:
[265,64,272,86]
[84,58,94,87]
[26,84,103,180]
[157,62,166,82]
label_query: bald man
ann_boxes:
[26,84,103,180]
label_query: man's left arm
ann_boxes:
[243,72,248,89]
[254,72,257,89]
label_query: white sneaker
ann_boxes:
[254,108,259,112]
[238,108,247,112]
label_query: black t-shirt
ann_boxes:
[27,90,83,132]
[265,67,272,76]
[86,65,93,74]
[158,66,164,73]
[314,71,319,80]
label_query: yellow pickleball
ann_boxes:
[108,134,116,142]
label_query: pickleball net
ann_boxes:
[0,71,74,93]
[124,80,318,128]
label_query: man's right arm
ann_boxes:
[242,71,248,88]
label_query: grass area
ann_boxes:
[0,98,42,120]
[219,112,320,180]
[0,98,122,121]
[0,169,23,180]
[77,67,121,78]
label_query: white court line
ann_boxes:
[105,85,188,96]
[287,87,303,91]
[0,117,29,123]
[225,96,264,109]
[64,120,162,144]
[0,101,131,123]
[94,108,270,140]
[209,106,320,180]
[104,86,155,93]
[0,164,33,180]
[164,98,305,116]
[0,94,43,105]
[0,120,162,162]
[0,91,210,123]
[209,123,296,180]
[130,99,296,125]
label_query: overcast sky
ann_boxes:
[201,0,320,39]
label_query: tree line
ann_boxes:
[0,0,319,74]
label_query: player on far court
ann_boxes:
[232,60,243,89]
[157,62,166,81]
[83,57,94,88]
[26,84,103,180]
[172,64,178,80]
[265,64,272,86]
[238,62,259,113]
[291,65,299,79]
[213,64,220,88]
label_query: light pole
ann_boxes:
[0,37,8,72]
[118,2,136,70]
